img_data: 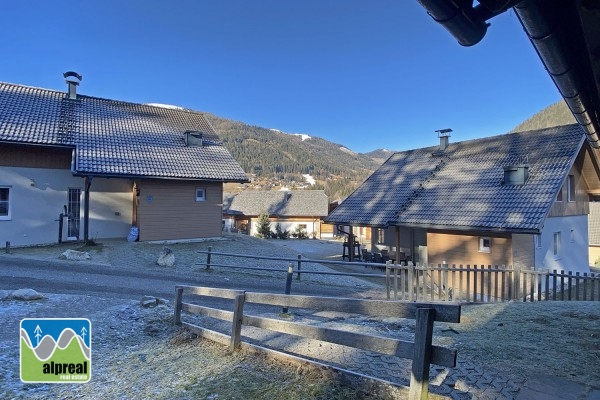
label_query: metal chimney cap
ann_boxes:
[63,71,83,83]
[435,128,452,137]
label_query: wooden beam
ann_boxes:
[243,292,460,323]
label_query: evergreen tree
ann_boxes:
[256,213,272,238]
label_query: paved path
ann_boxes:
[3,236,598,399]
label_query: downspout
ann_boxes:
[83,176,92,245]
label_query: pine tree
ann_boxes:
[256,213,272,238]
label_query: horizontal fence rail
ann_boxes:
[198,247,388,280]
[197,247,599,303]
[386,264,600,303]
[174,285,461,400]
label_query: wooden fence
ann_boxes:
[198,248,600,303]
[174,284,461,400]
[386,264,600,302]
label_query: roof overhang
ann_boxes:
[71,171,249,183]
[417,0,600,152]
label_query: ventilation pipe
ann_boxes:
[63,71,82,100]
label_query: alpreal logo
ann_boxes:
[20,318,91,383]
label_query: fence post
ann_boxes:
[297,255,302,280]
[545,270,550,301]
[230,292,246,351]
[408,265,414,302]
[553,270,558,301]
[514,268,521,301]
[409,307,435,400]
[205,246,212,270]
[386,262,391,300]
[282,263,294,313]
[174,287,184,325]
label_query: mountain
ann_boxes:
[204,113,386,198]
[511,100,576,132]
[205,100,575,199]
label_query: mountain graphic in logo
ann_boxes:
[20,318,91,383]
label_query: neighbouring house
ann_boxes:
[223,190,329,238]
[0,74,248,246]
[325,125,600,273]
[588,202,600,266]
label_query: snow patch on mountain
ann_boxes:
[269,129,312,141]
[303,174,315,185]
[339,147,356,155]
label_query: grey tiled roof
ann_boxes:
[326,125,586,233]
[225,190,329,217]
[0,82,248,182]
[589,202,600,245]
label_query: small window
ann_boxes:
[195,188,206,202]
[377,228,385,244]
[567,175,575,202]
[553,232,561,259]
[298,224,307,230]
[479,237,491,253]
[0,187,10,220]
[534,234,542,249]
[556,187,563,202]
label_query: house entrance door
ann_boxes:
[67,188,81,240]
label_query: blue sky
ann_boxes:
[0,1,562,153]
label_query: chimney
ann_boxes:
[435,128,452,151]
[63,71,83,100]
[184,131,203,147]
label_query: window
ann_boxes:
[556,187,563,202]
[298,224,307,230]
[195,188,206,202]
[534,234,542,249]
[553,232,561,259]
[0,187,10,220]
[377,228,385,244]
[567,175,575,202]
[479,237,491,253]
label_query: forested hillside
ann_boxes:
[204,113,384,198]
[204,99,576,200]
[511,100,575,132]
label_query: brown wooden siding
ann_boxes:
[427,231,513,266]
[0,143,72,169]
[512,233,535,269]
[136,180,223,241]
[549,162,589,217]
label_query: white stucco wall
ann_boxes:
[536,215,589,273]
[250,219,320,237]
[0,167,133,247]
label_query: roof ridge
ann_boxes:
[0,81,65,94]
[0,80,208,117]
[390,123,583,157]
